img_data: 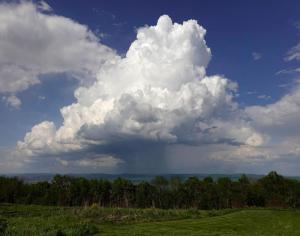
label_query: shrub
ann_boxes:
[71,222,98,236]
[0,218,7,235]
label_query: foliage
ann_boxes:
[0,171,300,210]
[0,217,7,235]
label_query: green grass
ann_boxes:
[1,204,300,235]
[0,204,98,236]
[100,209,300,236]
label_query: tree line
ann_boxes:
[0,171,300,209]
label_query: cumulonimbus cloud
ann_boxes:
[2,2,300,174]
[15,11,264,171]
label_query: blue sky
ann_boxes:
[49,0,300,102]
[1,0,300,174]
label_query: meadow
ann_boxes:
[1,204,300,235]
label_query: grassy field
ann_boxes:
[0,204,300,235]
[100,209,300,236]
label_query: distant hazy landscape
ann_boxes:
[2,173,266,183]
[4,172,300,184]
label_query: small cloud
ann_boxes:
[38,95,46,100]
[285,43,300,61]
[252,52,262,61]
[37,1,52,12]
[2,95,21,109]
[76,155,124,168]
[278,83,289,88]
[276,67,300,75]
[246,91,257,95]
[257,94,271,100]
[56,155,124,169]
[92,9,116,20]
[112,22,127,27]
[93,29,109,39]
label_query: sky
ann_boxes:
[1,0,300,174]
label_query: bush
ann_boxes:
[55,230,66,236]
[0,218,7,235]
[71,222,98,236]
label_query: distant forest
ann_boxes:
[0,171,300,209]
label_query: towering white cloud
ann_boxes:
[3,2,299,174]
[16,14,262,171]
